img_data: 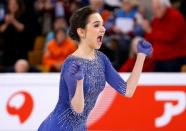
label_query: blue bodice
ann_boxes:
[38,50,127,131]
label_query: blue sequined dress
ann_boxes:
[38,50,127,131]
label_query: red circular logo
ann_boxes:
[6,91,34,124]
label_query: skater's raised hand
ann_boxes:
[137,39,153,56]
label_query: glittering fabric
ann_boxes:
[38,50,127,131]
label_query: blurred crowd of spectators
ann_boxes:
[0,0,186,73]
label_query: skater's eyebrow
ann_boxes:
[92,21,100,24]
[91,20,103,25]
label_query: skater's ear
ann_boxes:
[77,28,86,39]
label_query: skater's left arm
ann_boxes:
[103,39,152,98]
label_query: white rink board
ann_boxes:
[0,73,186,130]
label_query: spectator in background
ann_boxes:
[62,0,82,24]
[23,0,41,45]
[0,0,28,66]
[14,59,30,72]
[119,37,154,72]
[42,28,77,72]
[89,0,111,22]
[105,0,144,69]
[35,0,54,35]
[143,0,186,72]
[45,16,67,47]
[104,0,120,9]
[110,0,144,36]
[54,0,65,17]
[0,59,40,73]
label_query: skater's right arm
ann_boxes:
[63,62,84,113]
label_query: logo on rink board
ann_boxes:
[155,91,186,127]
[6,91,34,123]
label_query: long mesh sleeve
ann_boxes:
[101,52,127,96]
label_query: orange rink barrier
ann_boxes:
[0,73,186,131]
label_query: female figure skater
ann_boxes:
[38,6,152,131]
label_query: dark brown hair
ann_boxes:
[68,6,97,42]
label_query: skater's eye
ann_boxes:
[94,24,99,28]
[92,21,102,28]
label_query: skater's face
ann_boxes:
[80,13,105,49]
